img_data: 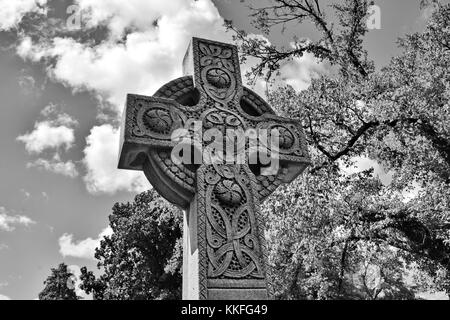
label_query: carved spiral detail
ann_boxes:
[278,127,295,149]
[206,68,231,89]
[214,179,243,205]
[206,169,264,279]
[144,109,173,133]
[203,110,244,130]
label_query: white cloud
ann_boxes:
[420,2,439,21]
[41,192,49,201]
[20,189,31,199]
[280,51,328,92]
[17,0,230,112]
[27,156,79,178]
[59,227,112,260]
[14,0,233,194]
[0,0,47,31]
[0,294,11,300]
[18,105,80,178]
[83,124,150,194]
[0,244,8,251]
[67,265,91,299]
[40,104,79,128]
[76,0,193,38]
[401,182,423,203]
[18,73,37,95]
[17,36,36,59]
[17,121,75,154]
[341,157,394,186]
[0,207,36,232]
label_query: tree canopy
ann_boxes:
[38,263,80,300]
[79,191,183,300]
[228,0,450,299]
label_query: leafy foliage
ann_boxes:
[38,263,80,300]
[79,190,183,300]
[226,0,375,82]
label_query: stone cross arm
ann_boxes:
[119,39,310,209]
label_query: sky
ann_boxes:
[0,0,445,300]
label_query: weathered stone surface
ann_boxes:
[118,37,311,300]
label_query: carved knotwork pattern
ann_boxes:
[203,109,245,131]
[204,164,265,280]
[214,179,244,205]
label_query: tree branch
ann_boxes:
[311,116,450,175]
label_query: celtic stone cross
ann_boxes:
[118,38,310,300]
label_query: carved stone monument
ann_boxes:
[118,37,310,300]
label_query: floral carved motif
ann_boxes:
[198,42,238,104]
[132,101,186,140]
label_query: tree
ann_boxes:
[39,263,80,300]
[227,0,450,299]
[80,190,183,300]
